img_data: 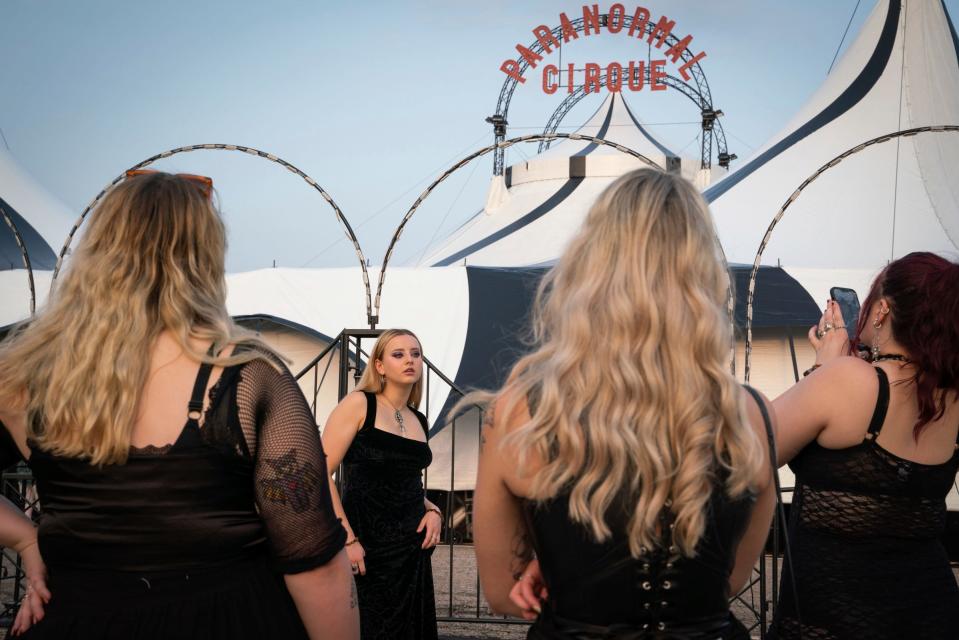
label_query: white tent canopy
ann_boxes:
[0,146,75,266]
[420,92,723,268]
[707,0,959,274]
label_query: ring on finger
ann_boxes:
[816,329,825,338]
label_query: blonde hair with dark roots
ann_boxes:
[0,172,272,465]
[354,329,423,409]
[467,168,763,558]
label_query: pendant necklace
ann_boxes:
[380,396,407,435]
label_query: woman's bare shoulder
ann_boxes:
[490,385,532,435]
[339,391,369,412]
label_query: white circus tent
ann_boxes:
[708,0,959,300]
[419,91,723,268]
[0,146,75,327]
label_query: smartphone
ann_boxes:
[830,286,861,341]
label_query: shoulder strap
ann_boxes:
[186,346,217,422]
[864,367,890,441]
[360,391,376,432]
[412,407,431,440]
[743,385,775,461]
[743,385,803,637]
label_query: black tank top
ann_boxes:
[29,356,268,573]
[774,367,959,639]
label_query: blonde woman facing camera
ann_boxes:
[322,329,442,640]
[0,171,357,639]
[471,169,777,639]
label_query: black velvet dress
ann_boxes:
[773,367,959,639]
[0,352,346,639]
[341,391,438,640]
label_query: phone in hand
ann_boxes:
[829,286,861,341]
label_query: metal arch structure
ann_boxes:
[50,144,375,327]
[374,133,660,322]
[0,203,36,316]
[490,11,719,175]
[743,126,959,383]
[536,69,731,170]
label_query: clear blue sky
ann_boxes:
[2,0,956,271]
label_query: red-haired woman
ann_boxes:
[772,252,959,639]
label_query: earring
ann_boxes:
[871,317,882,361]
[380,374,386,389]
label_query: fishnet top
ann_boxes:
[0,350,346,574]
[774,367,959,640]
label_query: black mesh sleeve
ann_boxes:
[237,358,346,574]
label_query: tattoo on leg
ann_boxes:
[350,578,357,609]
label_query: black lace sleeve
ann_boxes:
[237,358,347,574]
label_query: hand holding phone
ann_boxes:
[829,287,861,341]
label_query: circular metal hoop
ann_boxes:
[537,73,730,171]
[374,132,661,323]
[742,125,959,383]
[50,143,372,325]
[0,202,36,316]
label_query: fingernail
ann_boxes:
[532,604,542,614]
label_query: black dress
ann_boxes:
[341,391,438,640]
[0,352,346,639]
[523,470,756,639]
[774,367,959,639]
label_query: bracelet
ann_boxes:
[345,538,360,546]
[802,364,821,377]
[425,507,442,519]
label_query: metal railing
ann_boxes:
[294,328,804,634]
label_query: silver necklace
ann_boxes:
[379,396,407,435]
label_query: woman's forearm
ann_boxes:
[327,476,356,540]
[0,495,36,550]
[285,550,360,639]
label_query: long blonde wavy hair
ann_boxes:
[487,168,763,558]
[0,172,271,465]
[354,329,423,409]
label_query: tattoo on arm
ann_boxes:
[258,448,323,513]
[480,408,494,452]
[509,524,534,581]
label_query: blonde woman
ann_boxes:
[472,169,777,639]
[0,172,358,639]
[322,329,442,639]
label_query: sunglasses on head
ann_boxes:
[124,169,214,199]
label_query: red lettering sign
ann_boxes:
[543,65,559,94]
[495,4,708,95]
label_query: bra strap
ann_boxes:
[186,345,217,422]
[864,367,890,441]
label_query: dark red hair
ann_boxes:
[855,252,959,438]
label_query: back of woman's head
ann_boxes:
[857,251,959,435]
[76,172,228,327]
[501,168,762,558]
[0,172,263,464]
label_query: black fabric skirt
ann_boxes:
[16,556,308,640]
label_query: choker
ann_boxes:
[872,353,911,364]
